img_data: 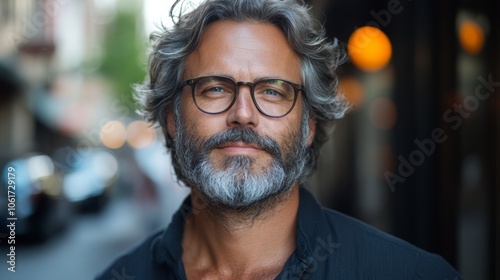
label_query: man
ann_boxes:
[98,0,461,279]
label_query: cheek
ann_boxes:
[275,116,305,150]
[180,98,219,139]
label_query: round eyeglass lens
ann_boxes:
[193,77,236,113]
[254,80,296,117]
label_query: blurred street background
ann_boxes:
[0,0,498,279]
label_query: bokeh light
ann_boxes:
[348,26,392,72]
[338,77,365,109]
[369,97,397,130]
[458,20,485,55]
[100,120,127,149]
[126,120,157,149]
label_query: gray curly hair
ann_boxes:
[135,0,349,181]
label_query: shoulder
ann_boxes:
[95,229,164,280]
[320,208,461,279]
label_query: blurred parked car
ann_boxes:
[58,148,119,213]
[0,154,72,242]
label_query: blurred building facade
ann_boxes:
[0,0,146,160]
[307,0,499,279]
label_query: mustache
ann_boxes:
[201,128,281,157]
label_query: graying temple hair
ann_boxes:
[135,0,349,179]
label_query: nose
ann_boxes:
[226,85,260,128]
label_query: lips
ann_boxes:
[215,142,264,154]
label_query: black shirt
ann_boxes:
[97,187,461,279]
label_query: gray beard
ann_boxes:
[173,109,310,214]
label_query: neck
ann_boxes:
[182,185,300,278]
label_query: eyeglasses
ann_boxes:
[180,76,303,118]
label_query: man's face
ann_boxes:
[169,21,315,209]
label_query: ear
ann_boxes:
[306,115,316,147]
[166,110,176,139]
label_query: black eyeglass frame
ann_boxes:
[180,75,304,118]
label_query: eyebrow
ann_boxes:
[195,73,298,83]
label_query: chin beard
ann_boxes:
[192,154,292,211]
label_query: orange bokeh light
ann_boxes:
[127,121,157,149]
[100,120,127,149]
[459,20,484,55]
[348,26,392,72]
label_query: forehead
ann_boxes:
[184,20,301,82]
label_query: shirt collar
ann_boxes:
[151,187,340,277]
[277,187,340,278]
[151,195,192,277]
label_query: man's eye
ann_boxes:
[263,89,282,97]
[258,87,287,100]
[199,86,233,98]
[206,87,225,93]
